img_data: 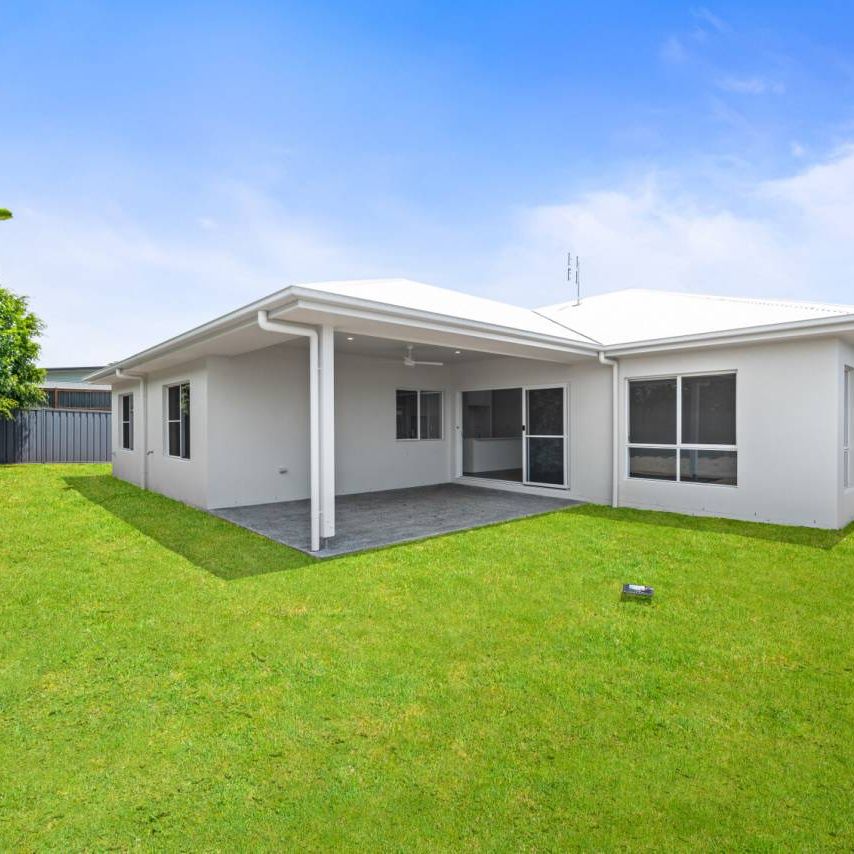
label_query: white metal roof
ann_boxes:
[86,279,854,381]
[296,278,597,343]
[537,288,854,347]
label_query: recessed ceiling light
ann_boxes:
[346,336,354,341]
[454,350,461,354]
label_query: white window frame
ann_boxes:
[165,381,191,460]
[845,366,853,490]
[626,370,737,486]
[395,389,443,441]
[119,392,134,451]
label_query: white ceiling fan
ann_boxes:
[403,344,444,367]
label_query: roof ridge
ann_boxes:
[530,309,604,345]
[541,287,853,316]
[627,288,853,314]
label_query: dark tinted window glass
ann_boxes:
[682,374,736,445]
[180,384,191,459]
[168,385,180,421]
[526,387,563,435]
[527,437,564,484]
[168,421,181,456]
[629,379,676,445]
[680,450,737,485]
[396,390,418,439]
[628,448,677,481]
[419,392,441,439]
[629,379,676,444]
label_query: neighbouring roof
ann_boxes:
[43,367,106,384]
[537,288,854,347]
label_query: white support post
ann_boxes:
[257,311,321,552]
[319,324,336,540]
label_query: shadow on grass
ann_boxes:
[64,474,316,580]
[572,503,854,551]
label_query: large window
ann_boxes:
[628,373,736,485]
[396,389,442,440]
[120,393,134,450]
[166,382,191,459]
[845,367,853,489]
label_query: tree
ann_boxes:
[0,209,12,220]
[0,287,46,418]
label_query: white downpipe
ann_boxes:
[257,310,321,552]
[115,369,148,490]
[598,352,620,508]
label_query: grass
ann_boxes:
[0,464,852,851]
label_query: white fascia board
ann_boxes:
[602,314,854,356]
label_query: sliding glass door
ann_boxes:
[523,385,567,487]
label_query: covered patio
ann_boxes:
[212,482,580,557]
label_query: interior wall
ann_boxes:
[617,337,840,528]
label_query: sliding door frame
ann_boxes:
[522,383,569,489]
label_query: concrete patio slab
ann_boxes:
[212,482,581,557]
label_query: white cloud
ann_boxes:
[490,148,854,308]
[659,35,688,64]
[6,151,854,366]
[716,76,785,95]
[691,7,730,35]
[0,185,377,364]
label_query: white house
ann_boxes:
[87,280,854,550]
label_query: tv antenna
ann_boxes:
[567,252,581,306]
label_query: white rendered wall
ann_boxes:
[334,353,454,495]
[144,361,209,508]
[203,343,455,508]
[616,338,840,528]
[206,345,310,509]
[839,339,854,528]
[112,379,143,487]
[451,358,613,505]
[110,361,209,508]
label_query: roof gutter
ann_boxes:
[602,314,854,356]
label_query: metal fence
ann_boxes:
[0,408,112,463]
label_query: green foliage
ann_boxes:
[0,464,852,850]
[0,287,46,418]
[0,208,12,220]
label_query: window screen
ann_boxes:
[419,391,442,440]
[396,389,442,440]
[629,379,677,444]
[396,390,418,439]
[121,393,134,450]
[681,374,736,445]
[166,383,190,459]
[628,373,736,485]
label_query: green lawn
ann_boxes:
[0,464,852,851]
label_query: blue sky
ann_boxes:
[2,1,854,363]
